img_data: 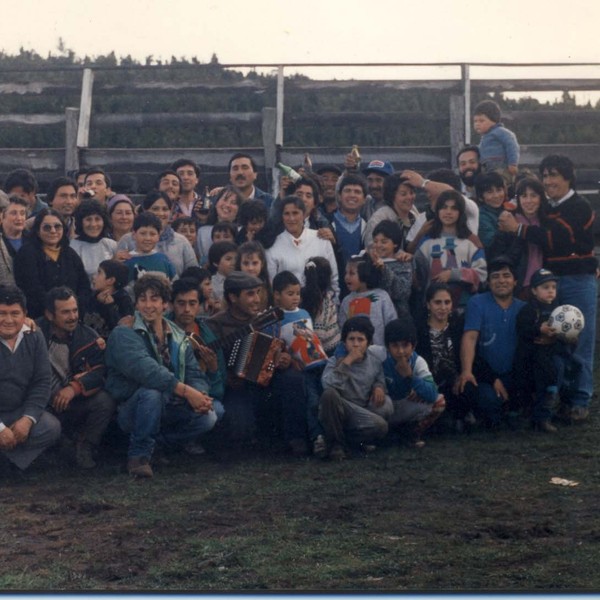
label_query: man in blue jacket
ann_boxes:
[105,274,220,478]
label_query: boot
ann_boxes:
[127,456,153,478]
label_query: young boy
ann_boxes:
[236,200,268,244]
[125,213,176,284]
[320,315,393,460]
[172,217,199,261]
[514,268,577,432]
[198,222,238,266]
[272,271,329,457]
[208,241,238,302]
[383,319,444,446]
[473,100,520,177]
[475,171,510,250]
[85,259,134,338]
[368,220,413,320]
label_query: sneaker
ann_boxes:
[328,443,347,461]
[127,456,153,478]
[571,406,590,422]
[184,441,206,456]
[75,441,96,469]
[312,435,327,459]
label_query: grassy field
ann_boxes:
[1,397,600,593]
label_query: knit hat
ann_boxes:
[474,100,501,123]
[363,160,394,177]
[530,268,559,288]
[107,194,135,215]
[223,271,263,294]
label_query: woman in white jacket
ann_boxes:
[265,196,339,298]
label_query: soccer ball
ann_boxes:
[548,304,585,343]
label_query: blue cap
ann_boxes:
[363,160,394,177]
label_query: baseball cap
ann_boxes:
[363,160,394,177]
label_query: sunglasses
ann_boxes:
[41,223,64,232]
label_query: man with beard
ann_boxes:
[457,145,482,200]
[228,153,274,213]
[315,164,342,221]
[362,159,394,221]
[457,257,525,428]
[38,286,115,469]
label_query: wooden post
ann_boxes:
[262,107,277,194]
[269,65,285,196]
[65,107,80,175]
[76,68,94,148]
[449,95,465,166]
[462,63,471,144]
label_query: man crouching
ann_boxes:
[105,274,222,478]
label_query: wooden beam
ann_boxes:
[64,107,79,174]
[92,112,261,126]
[285,112,446,125]
[0,114,64,126]
[76,68,94,148]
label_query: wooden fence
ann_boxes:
[0,62,600,195]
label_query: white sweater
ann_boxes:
[266,228,339,297]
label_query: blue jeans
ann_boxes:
[221,369,307,444]
[118,387,222,458]
[476,373,514,426]
[558,274,597,408]
[305,367,325,440]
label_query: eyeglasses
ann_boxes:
[41,223,64,232]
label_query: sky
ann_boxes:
[2,0,600,102]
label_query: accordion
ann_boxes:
[228,331,284,387]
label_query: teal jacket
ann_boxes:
[105,312,209,402]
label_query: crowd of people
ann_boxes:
[0,99,597,479]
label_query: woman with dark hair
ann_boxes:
[363,174,419,247]
[414,190,486,311]
[416,283,477,430]
[116,190,197,275]
[14,208,91,318]
[107,194,136,242]
[265,196,339,297]
[70,199,117,283]
[487,177,549,298]
[196,185,243,259]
